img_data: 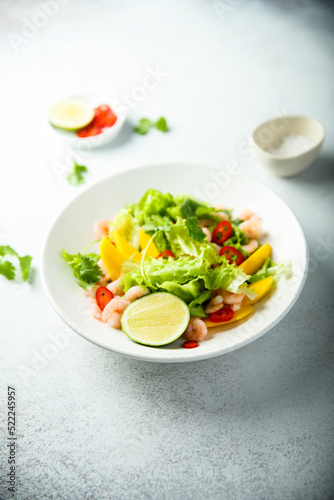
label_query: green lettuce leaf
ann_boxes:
[112,209,140,249]
[188,290,212,317]
[248,257,292,284]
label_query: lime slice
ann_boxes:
[121,292,190,346]
[49,99,94,130]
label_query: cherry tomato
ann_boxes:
[77,123,102,137]
[209,307,234,323]
[219,246,245,266]
[212,220,233,245]
[94,105,117,128]
[156,250,175,259]
[183,340,199,349]
[96,286,114,311]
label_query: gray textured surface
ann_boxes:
[1,1,334,499]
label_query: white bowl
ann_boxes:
[41,163,308,363]
[252,115,325,177]
[48,94,127,149]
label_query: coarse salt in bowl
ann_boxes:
[252,115,325,177]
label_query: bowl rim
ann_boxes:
[251,114,325,160]
[41,162,309,363]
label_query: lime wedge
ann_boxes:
[121,292,190,346]
[49,99,94,130]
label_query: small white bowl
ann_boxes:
[252,115,325,177]
[49,94,127,150]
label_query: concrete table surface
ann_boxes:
[1,1,333,498]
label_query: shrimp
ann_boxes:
[202,227,212,243]
[241,239,259,254]
[92,219,110,239]
[222,290,245,305]
[124,286,150,303]
[205,295,224,314]
[85,283,100,298]
[102,296,130,328]
[107,278,124,297]
[238,209,263,239]
[185,317,208,342]
[89,302,102,320]
[231,303,242,312]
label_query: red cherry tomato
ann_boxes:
[212,220,233,245]
[209,307,234,323]
[94,104,117,128]
[183,340,199,349]
[77,123,102,137]
[219,246,245,266]
[156,250,175,259]
[76,104,117,137]
[96,286,114,311]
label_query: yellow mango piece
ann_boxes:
[205,305,253,328]
[139,229,160,258]
[100,237,124,281]
[244,277,274,305]
[111,229,142,261]
[239,243,272,276]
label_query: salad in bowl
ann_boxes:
[62,189,291,349]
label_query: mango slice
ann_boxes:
[139,229,160,258]
[239,243,272,276]
[111,229,142,261]
[204,305,253,328]
[100,237,124,281]
[244,277,274,305]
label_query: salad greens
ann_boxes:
[120,244,251,316]
[248,257,292,284]
[62,250,102,290]
[0,245,33,282]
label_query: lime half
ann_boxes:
[49,98,94,130]
[121,292,190,346]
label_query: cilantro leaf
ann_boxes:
[134,118,154,135]
[19,255,33,281]
[0,245,18,258]
[155,117,168,132]
[0,246,33,282]
[67,161,88,186]
[185,216,206,242]
[134,117,169,135]
[62,249,102,290]
[0,259,16,280]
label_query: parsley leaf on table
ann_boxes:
[0,245,33,282]
[67,161,88,186]
[134,117,169,135]
[62,250,102,290]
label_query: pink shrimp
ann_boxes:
[98,258,109,280]
[241,239,259,254]
[205,295,224,314]
[107,278,124,297]
[185,317,208,342]
[124,286,150,303]
[92,219,110,239]
[222,291,245,305]
[238,209,263,239]
[202,227,212,243]
[102,296,130,328]
[89,302,102,320]
[85,284,100,298]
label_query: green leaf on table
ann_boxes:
[134,118,154,135]
[155,117,168,132]
[0,259,16,280]
[67,161,88,186]
[0,245,33,282]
